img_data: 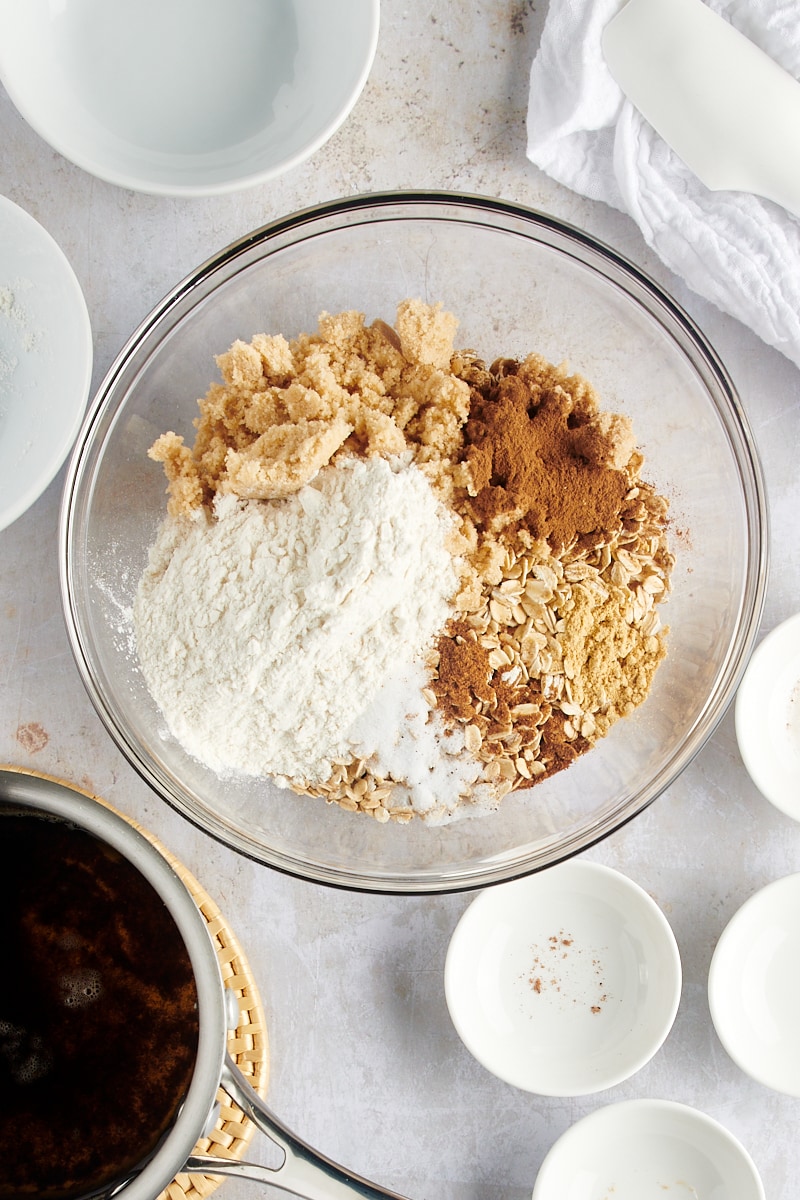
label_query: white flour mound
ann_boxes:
[133,456,461,785]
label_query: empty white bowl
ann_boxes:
[0,0,379,196]
[709,872,800,1096]
[735,612,800,821]
[444,860,681,1095]
[0,195,92,532]
[532,1099,765,1200]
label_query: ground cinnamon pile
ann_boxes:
[462,359,633,549]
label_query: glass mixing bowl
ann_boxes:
[59,193,767,893]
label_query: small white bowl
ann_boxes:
[532,1099,765,1200]
[444,860,681,1096]
[735,612,800,821]
[709,872,800,1095]
[0,196,92,532]
[0,0,379,196]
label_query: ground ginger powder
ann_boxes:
[559,587,665,726]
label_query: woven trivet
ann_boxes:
[1,767,270,1200]
[133,821,270,1200]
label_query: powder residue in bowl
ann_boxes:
[521,930,610,1015]
[136,300,674,824]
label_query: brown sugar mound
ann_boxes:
[149,300,472,517]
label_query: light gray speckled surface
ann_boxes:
[2,4,800,1198]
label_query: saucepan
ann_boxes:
[0,766,410,1200]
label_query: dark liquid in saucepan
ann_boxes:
[0,807,200,1199]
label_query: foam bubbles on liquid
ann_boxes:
[0,1019,53,1084]
[59,968,103,1009]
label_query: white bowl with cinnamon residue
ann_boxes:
[444,858,681,1095]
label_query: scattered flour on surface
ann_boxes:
[0,284,40,403]
[0,287,19,399]
[134,456,460,785]
[0,349,17,392]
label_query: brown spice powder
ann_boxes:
[462,362,632,551]
[431,622,590,783]
[432,621,494,721]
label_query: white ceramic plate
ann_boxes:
[0,0,379,196]
[735,611,800,820]
[0,196,92,533]
[532,1099,765,1200]
[444,860,681,1096]
[709,872,800,1095]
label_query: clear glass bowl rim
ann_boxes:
[58,190,769,894]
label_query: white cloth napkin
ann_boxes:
[527,0,800,370]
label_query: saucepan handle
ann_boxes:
[186,1054,413,1200]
